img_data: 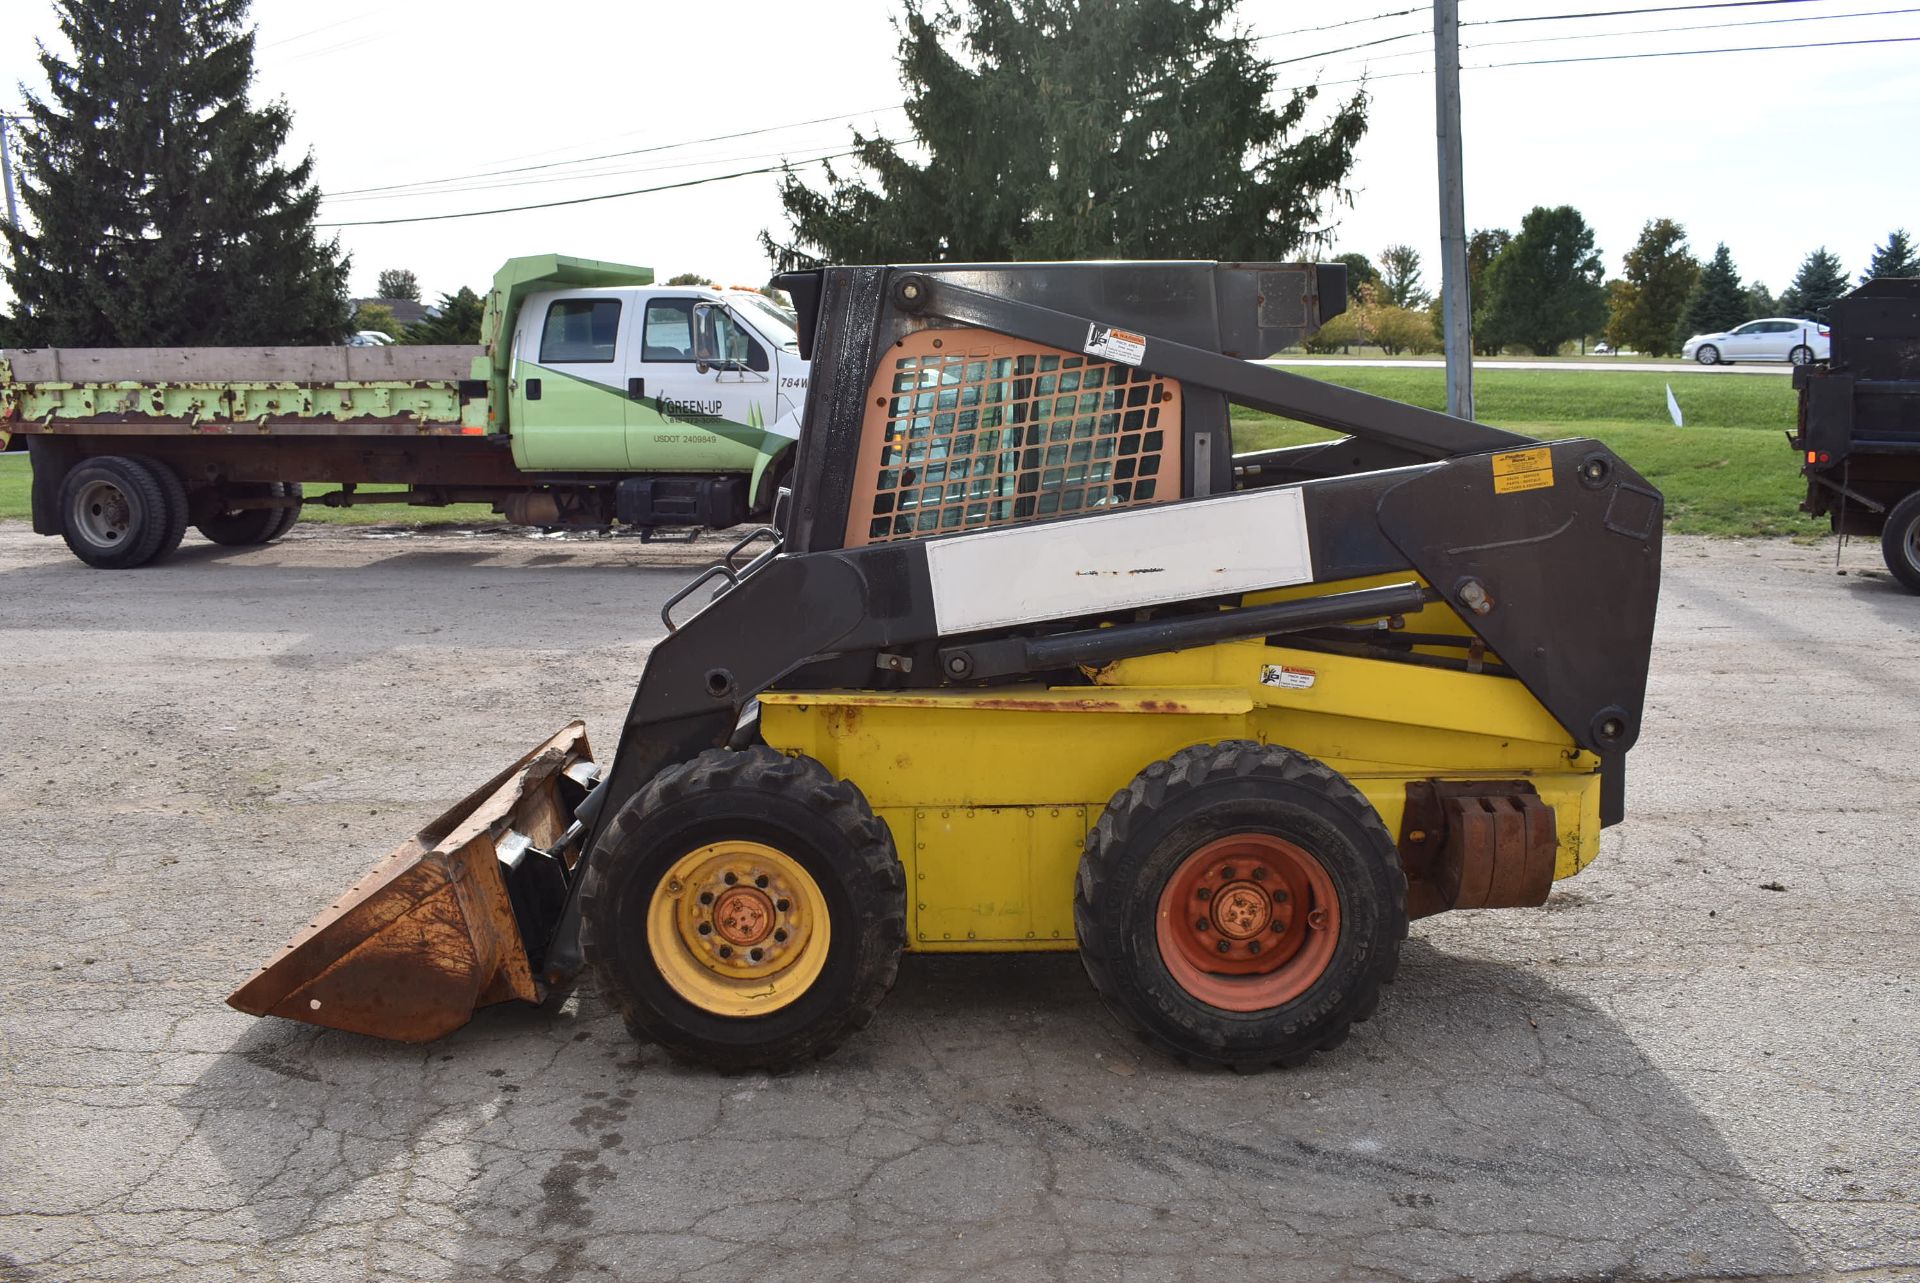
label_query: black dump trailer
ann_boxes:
[1793,277,1920,591]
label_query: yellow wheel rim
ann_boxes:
[646,840,831,1017]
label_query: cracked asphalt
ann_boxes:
[0,524,1914,1283]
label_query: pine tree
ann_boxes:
[1862,229,1918,282]
[399,288,484,345]
[764,0,1367,267]
[1378,244,1430,308]
[375,269,421,302]
[1776,248,1850,321]
[1604,218,1697,357]
[1681,243,1747,337]
[1479,206,1607,357]
[2,0,349,347]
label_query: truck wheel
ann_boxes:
[58,455,171,569]
[579,746,906,1071]
[266,482,305,541]
[128,455,189,563]
[195,483,293,546]
[1075,741,1406,1071]
[1881,492,1920,594]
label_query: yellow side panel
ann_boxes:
[910,806,1086,950]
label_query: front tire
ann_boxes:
[1881,491,1920,594]
[1789,344,1815,366]
[579,747,906,1070]
[1075,741,1406,1070]
[1695,345,1720,366]
[58,455,170,569]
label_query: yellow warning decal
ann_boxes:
[1491,447,1554,494]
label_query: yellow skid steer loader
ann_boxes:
[230,261,1662,1071]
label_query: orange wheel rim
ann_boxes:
[1155,834,1341,1012]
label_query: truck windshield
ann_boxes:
[731,294,801,351]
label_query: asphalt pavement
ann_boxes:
[0,524,1913,1283]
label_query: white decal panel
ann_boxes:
[1260,664,1317,690]
[1084,323,1147,366]
[925,488,1314,634]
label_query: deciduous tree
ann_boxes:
[1478,205,1607,357]
[765,0,1368,267]
[1604,218,1697,358]
[665,272,715,286]
[1466,228,1511,355]
[2,0,350,346]
[1377,244,1430,308]
[375,269,421,301]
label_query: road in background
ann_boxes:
[0,527,1913,1283]
[1269,358,1789,375]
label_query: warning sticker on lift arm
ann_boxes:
[1085,323,1146,366]
[1260,664,1317,690]
[1490,447,1555,495]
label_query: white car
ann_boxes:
[346,330,395,347]
[1684,317,1829,366]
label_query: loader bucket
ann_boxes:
[228,722,598,1042]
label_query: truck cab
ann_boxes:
[505,279,807,522]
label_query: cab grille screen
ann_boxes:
[845,330,1182,547]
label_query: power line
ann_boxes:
[1253,6,1429,41]
[321,104,904,200]
[1466,3,1920,49]
[315,151,863,228]
[1464,0,1824,26]
[1478,29,1920,64]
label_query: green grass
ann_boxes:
[1,365,1813,537]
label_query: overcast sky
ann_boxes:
[3,0,1916,306]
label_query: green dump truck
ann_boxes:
[0,254,807,568]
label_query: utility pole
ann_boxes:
[1433,0,1473,420]
[0,115,19,229]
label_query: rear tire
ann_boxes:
[579,746,906,1071]
[266,482,304,541]
[1881,491,1920,594]
[1695,345,1720,366]
[195,482,295,546]
[128,455,189,564]
[1075,741,1406,1070]
[58,455,170,569]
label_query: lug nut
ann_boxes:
[755,874,770,888]
[697,923,712,935]
[718,945,733,958]
[1195,918,1210,932]
[750,948,763,962]
[774,928,788,942]
[723,872,738,885]
[1251,867,1267,881]
[1247,940,1262,955]
[699,891,714,905]
[776,898,791,912]
[1220,867,1236,879]
[1272,888,1289,904]
[1196,887,1212,901]
[1215,940,1231,955]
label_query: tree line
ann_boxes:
[0,0,1909,360]
[1311,220,1914,359]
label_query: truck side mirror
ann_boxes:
[691,302,720,373]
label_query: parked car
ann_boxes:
[1683,317,1829,366]
[345,330,395,347]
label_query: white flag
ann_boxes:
[1666,383,1684,427]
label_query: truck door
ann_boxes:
[625,296,774,471]
[512,291,636,471]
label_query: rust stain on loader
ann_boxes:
[227,722,594,1042]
